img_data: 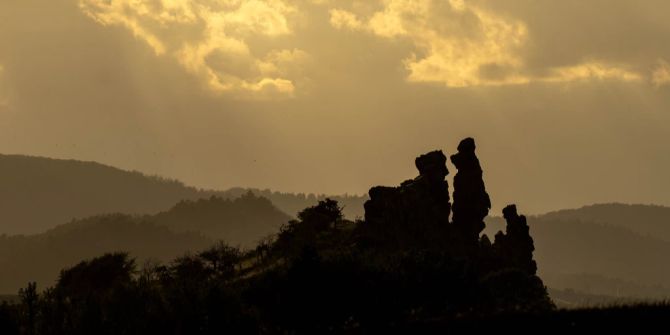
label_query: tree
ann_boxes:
[297,198,343,231]
[18,282,37,335]
[198,242,242,279]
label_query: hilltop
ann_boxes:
[540,203,670,242]
[0,154,366,235]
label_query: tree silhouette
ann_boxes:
[18,282,37,335]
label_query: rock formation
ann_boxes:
[450,138,491,241]
[363,138,539,272]
[360,137,551,313]
[364,150,451,246]
[493,204,538,275]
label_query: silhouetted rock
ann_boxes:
[493,204,538,275]
[363,150,451,247]
[361,138,551,314]
[450,138,491,241]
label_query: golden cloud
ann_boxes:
[78,0,662,94]
[329,0,648,88]
[329,0,528,87]
[79,0,308,98]
[329,9,363,31]
[542,62,642,83]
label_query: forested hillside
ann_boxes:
[0,192,291,293]
[0,154,366,235]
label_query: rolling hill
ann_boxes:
[152,192,291,247]
[540,203,670,242]
[0,214,212,293]
[0,154,366,235]
[485,204,670,301]
[0,192,292,293]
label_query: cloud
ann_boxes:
[328,0,654,88]
[327,0,529,87]
[329,9,364,31]
[79,0,309,98]
[653,60,670,88]
[542,62,642,83]
[77,0,667,94]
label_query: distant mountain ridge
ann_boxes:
[0,154,366,235]
[0,214,212,293]
[220,187,366,220]
[0,192,291,293]
[484,203,670,301]
[153,192,292,247]
[540,203,670,242]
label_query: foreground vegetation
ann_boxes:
[0,200,548,334]
[0,200,667,333]
[0,198,550,334]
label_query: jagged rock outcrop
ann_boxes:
[362,138,540,277]
[362,138,540,271]
[450,138,491,241]
[285,138,553,319]
[493,204,538,275]
[363,150,451,246]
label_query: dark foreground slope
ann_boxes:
[0,154,366,235]
[408,302,670,333]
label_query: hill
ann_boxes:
[541,203,670,242]
[220,187,366,220]
[0,214,212,293]
[151,192,292,247]
[0,154,366,235]
[484,206,670,301]
[0,192,292,293]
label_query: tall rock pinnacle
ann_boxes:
[450,138,491,241]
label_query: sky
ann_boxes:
[1,0,669,214]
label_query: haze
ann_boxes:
[1,0,669,214]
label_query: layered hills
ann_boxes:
[0,154,366,235]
